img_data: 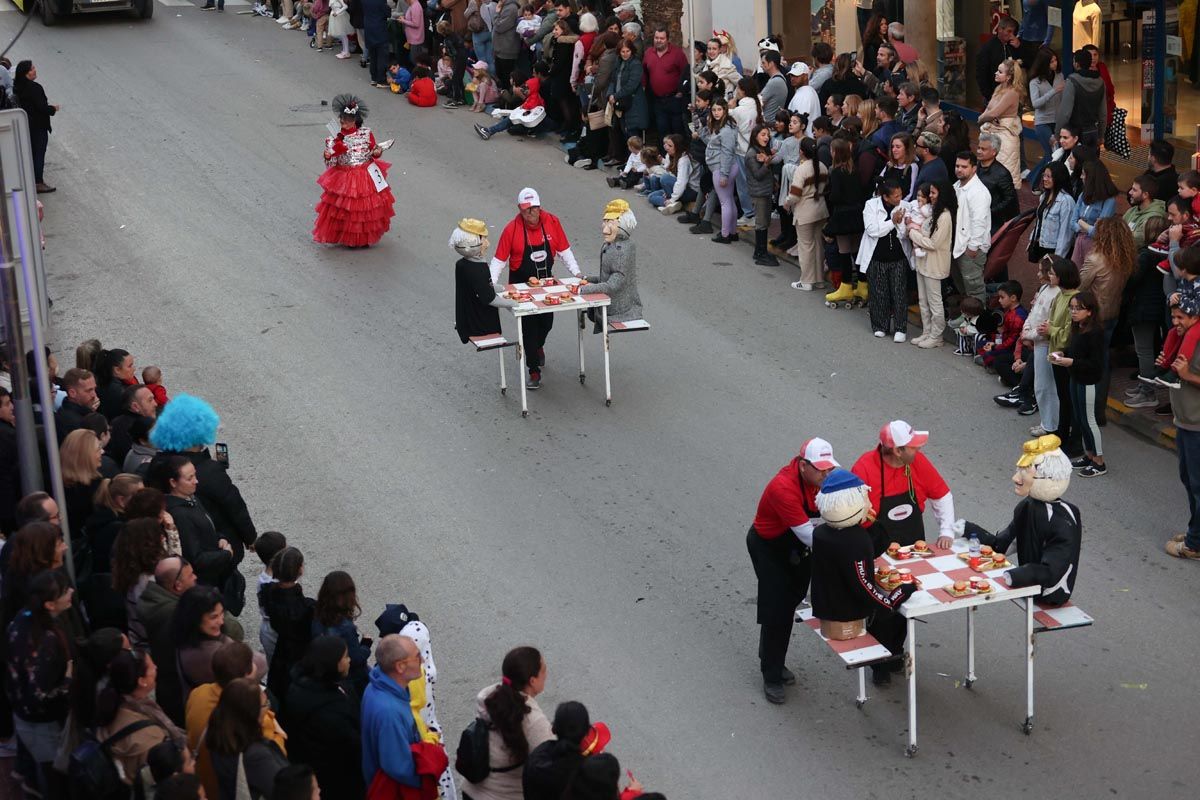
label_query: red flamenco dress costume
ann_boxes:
[313,96,396,247]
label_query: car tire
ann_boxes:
[136,0,153,17]
[40,0,60,26]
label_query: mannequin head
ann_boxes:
[1013,435,1072,501]
[815,469,871,529]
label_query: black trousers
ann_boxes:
[495,56,516,91]
[451,53,468,102]
[867,607,907,655]
[368,42,390,85]
[521,315,554,375]
[1052,363,1080,448]
[746,528,810,683]
[30,127,48,184]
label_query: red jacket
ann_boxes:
[147,383,169,408]
[407,77,438,107]
[367,743,448,800]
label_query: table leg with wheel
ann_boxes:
[965,605,977,688]
[602,305,611,407]
[578,309,586,385]
[1023,598,1035,734]
[905,616,918,757]
[499,348,507,395]
[517,316,528,417]
[856,667,867,709]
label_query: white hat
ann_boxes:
[800,437,840,470]
[614,2,636,14]
[788,61,810,77]
[879,420,929,449]
[517,187,541,209]
[757,37,780,53]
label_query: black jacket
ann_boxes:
[97,378,126,420]
[282,673,364,798]
[1143,166,1179,208]
[523,739,585,800]
[818,75,868,107]
[0,421,20,534]
[1065,326,1105,385]
[976,160,1019,232]
[810,523,911,622]
[976,37,1021,102]
[107,411,141,467]
[54,399,91,443]
[977,497,1081,606]
[64,479,100,546]
[13,77,55,132]
[84,505,123,575]
[1124,248,1167,326]
[260,584,314,702]
[178,449,257,550]
[164,494,233,589]
[824,167,866,236]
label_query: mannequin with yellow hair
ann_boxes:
[971,435,1082,606]
[453,218,516,344]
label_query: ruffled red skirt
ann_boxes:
[313,160,396,247]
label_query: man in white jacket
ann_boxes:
[952,151,992,303]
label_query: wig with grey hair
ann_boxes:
[449,226,486,259]
[613,209,637,238]
[978,132,1002,155]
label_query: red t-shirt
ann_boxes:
[643,45,689,99]
[493,211,571,272]
[752,458,819,539]
[850,448,949,524]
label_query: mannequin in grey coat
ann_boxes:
[580,201,643,330]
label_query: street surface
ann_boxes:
[5,9,1200,797]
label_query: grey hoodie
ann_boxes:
[1055,70,1106,140]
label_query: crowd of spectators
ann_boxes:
[0,334,669,798]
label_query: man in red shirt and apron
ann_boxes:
[851,420,957,557]
[489,187,585,390]
[747,437,839,704]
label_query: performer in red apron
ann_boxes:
[851,420,957,556]
[489,188,585,390]
[746,438,839,704]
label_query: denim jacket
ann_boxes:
[1072,195,1116,238]
[1037,191,1077,256]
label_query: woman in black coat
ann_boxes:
[12,60,59,192]
[282,635,364,799]
[259,547,314,703]
[548,18,581,139]
[818,53,869,106]
[824,137,867,290]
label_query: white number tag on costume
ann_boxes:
[367,162,388,193]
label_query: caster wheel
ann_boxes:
[580,375,586,385]
[1022,717,1034,735]
[521,410,528,418]
[501,388,507,396]
[605,399,612,407]
[964,679,974,690]
[905,744,918,758]
[855,700,865,709]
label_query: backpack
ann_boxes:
[466,4,485,34]
[454,717,524,784]
[69,720,159,798]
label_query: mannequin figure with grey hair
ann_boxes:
[454,218,517,344]
[966,434,1082,605]
[579,199,643,331]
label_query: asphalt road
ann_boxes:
[7,9,1200,798]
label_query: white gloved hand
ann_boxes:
[952,518,966,539]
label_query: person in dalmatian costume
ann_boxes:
[968,434,1082,606]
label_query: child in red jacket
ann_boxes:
[407,66,437,108]
[979,281,1028,378]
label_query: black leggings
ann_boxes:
[1052,363,1078,447]
[495,56,516,91]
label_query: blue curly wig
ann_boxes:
[149,393,220,451]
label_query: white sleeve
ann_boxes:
[791,521,815,549]
[929,493,956,539]
[670,157,691,203]
[489,257,507,285]
[558,247,582,277]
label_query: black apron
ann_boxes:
[870,453,926,555]
[509,222,556,369]
[746,464,815,624]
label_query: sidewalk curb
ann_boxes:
[1107,397,1178,452]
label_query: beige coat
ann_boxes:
[1080,250,1129,322]
[461,685,553,800]
[786,159,830,226]
[906,209,953,279]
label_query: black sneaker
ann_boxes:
[1017,402,1039,416]
[712,233,736,243]
[689,221,714,234]
[1155,403,1174,417]
[474,124,492,140]
[780,666,796,686]
[1080,463,1108,477]
[763,680,786,704]
[526,374,541,390]
[870,664,892,686]
[993,391,1022,408]
[678,212,700,224]
[1070,455,1092,471]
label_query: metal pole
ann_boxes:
[688,0,696,107]
[1153,0,1166,139]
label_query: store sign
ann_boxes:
[1167,36,1183,57]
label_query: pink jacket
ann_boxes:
[403,2,425,46]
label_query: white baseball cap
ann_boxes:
[517,187,541,209]
[788,61,810,77]
[799,437,840,470]
[879,420,929,449]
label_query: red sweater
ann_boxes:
[407,77,437,107]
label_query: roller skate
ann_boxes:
[852,281,869,308]
[824,282,856,309]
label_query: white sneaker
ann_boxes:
[910,334,928,346]
[791,281,814,290]
[893,332,907,343]
[1029,425,1049,436]
[736,215,753,227]
[277,15,291,23]
[661,201,682,214]
[874,330,886,338]
[918,336,943,348]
